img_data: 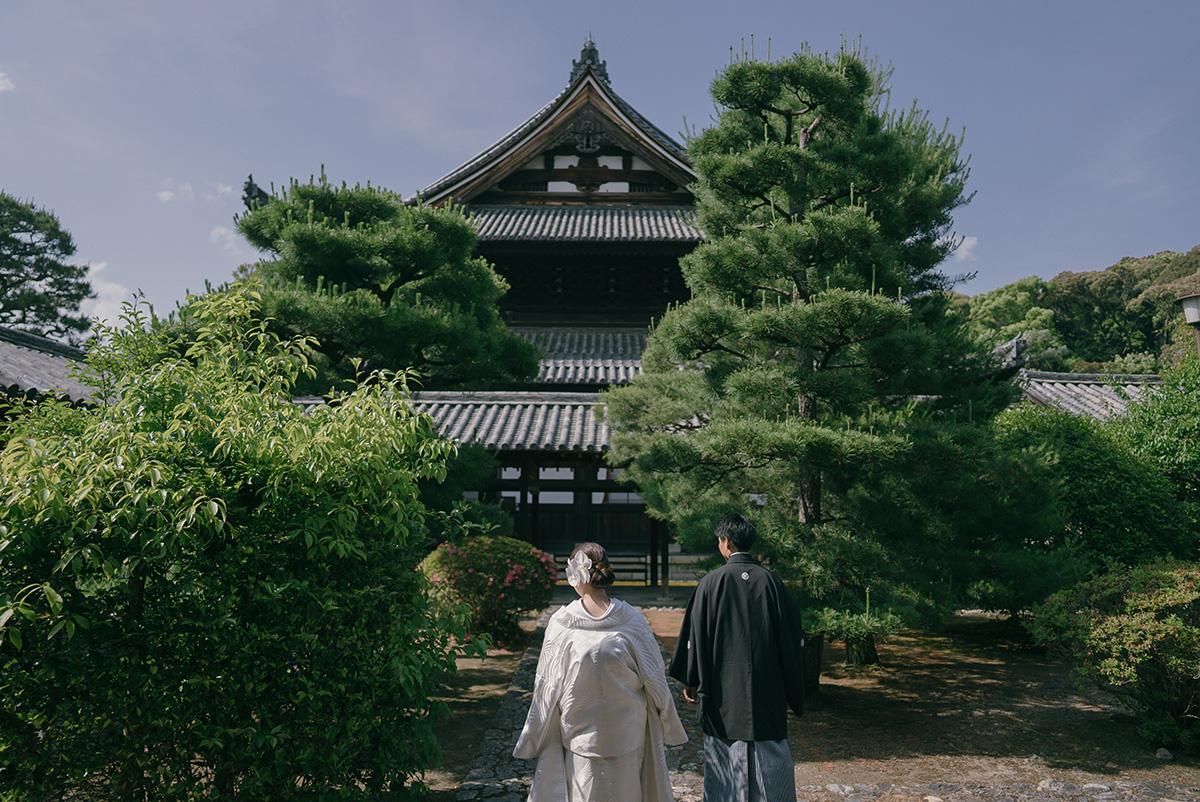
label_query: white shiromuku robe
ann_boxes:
[513,598,687,802]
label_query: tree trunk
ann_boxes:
[797,461,821,524]
[804,631,824,696]
[845,635,879,665]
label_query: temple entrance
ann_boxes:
[488,457,673,587]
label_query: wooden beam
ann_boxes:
[483,478,632,492]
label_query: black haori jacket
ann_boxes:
[668,553,807,741]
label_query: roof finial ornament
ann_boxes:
[570,36,610,85]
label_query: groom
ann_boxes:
[668,513,807,801]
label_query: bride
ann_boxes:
[513,542,687,801]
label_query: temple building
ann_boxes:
[0,42,1167,585]
[404,40,1163,582]
[408,39,702,581]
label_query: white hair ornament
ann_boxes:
[565,552,593,588]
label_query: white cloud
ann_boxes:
[954,235,979,262]
[156,178,196,203]
[210,225,250,259]
[79,262,136,329]
[160,179,237,204]
[0,73,13,93]
[203,184,236,203]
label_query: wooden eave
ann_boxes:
[417,71,695,207]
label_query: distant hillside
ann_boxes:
[961,245,1200,373]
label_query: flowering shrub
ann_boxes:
[1027,562,1200,749]
[421,536,557,645]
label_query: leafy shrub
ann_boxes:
[422,535,557,645]
[1110,354,1200,505]
[1026,562,1200,748]
[0,286,474,800]
[419,443,514,541]
[993,404,1192,566]
[964,542,1093,619]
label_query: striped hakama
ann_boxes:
[703,734,795,802]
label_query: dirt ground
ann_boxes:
[421,646,523,798]
[422,608,1200,797]
[779,616,1200,789]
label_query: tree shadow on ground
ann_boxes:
[795,615,1196,780]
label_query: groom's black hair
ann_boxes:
[715,513,757,552]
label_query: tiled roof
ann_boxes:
[1018,370,1161,421]
[513,327,645,385]
[471,205,700,243]
[307,368,1163,455]
[0,326,93,403]
[411,391,609,452]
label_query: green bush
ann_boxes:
[1027,562,1200,749]
[964,542,1093,619]
[1110,354,1200,505]
[0,286,474,800]
[419,443,514,542]
[993,404,1192,566]
[422,535,557,645]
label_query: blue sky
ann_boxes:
[3,1,1198,330]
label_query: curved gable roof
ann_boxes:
[412,41,695,207]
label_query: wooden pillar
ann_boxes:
[649,517,660,588]
[530,486,541,549]
[515,463,530,543]
[658,521,671,601]
[576,461,594,543]
[516,457,538,545]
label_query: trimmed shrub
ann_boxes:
[1027,562,1200,749]
[422,535,557,645]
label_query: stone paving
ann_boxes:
[450,597,1200,802]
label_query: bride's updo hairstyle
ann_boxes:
[570,542,616,589]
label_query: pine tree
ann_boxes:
[231,173,540,393]
[0,192,94,344]
[606,43,1026,634]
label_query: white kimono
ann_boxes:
[513,599,687,802]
